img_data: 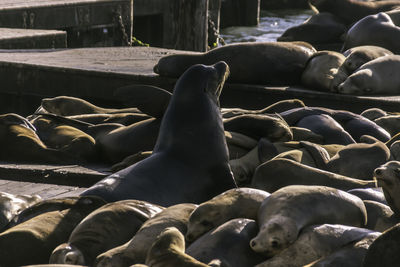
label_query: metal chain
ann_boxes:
[114,11,131,46]
[208,16,225,47]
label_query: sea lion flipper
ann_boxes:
[114,84,172,119]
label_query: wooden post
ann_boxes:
[164,0,208,52]
[220,0,260,28]
[208,0,221,48]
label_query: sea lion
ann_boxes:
[360,107,387,121]
[49,200,163,266]
[0,192,41,231]
[290,127,324,143]
[66,112,151,125]
[186,188,270,242]
[374,161,400,215]
[94,203,196,266]
[154,42,316,85]
[250,185,368,257]
[223,114,293,141]
[225,131,258,159]
[251,158,376,193]
[375,115,400,136]
[255,224,377,267]
[342,45,393,73]
[301,50,346,92]
[110,151,152,172]
[342,12,400,54]
[229,145,261,185]
[186,219,267,267]
[363,222,400,267]
[40,96,140,116]
[81,62,237,205]
[145,227,209,267]
[347,188,387,204]
[308,0,400,25]
[0,196,106,267]
[277,12,346,46]
[0,113,75,164]
[338,55,400,95]
[363,200,400,232]
[305,232,380,267]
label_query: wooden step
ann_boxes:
[0,28,66,49]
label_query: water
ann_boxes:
[220,9,313,44]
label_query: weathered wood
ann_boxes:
[220,0,260,28]
[0,0,133,47]
[0,28,66,49]
[208,0,221,47]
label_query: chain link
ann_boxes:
[208,16,225,47]
[114,11,131,46]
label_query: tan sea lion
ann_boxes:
[145,227,209,267]
[81,62,237,205]
[154,42,316,85]
[66,112,151,125]
[374,161,400,215]
[94,203,196,266]
[255,224,377,267]
[41,96,140,116]
[0,196,106,267]
[375,115,400,136]
[360,107,387,121]
[49,200,163,266]
[250,185,368,257]
[225,131,258,159]
[342,45,393,73]
[186,188,270,242]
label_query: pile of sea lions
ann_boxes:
[1,58,400,266]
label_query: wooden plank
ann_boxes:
[0,28,66,48]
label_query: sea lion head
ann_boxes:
[337,69,374,95]
[374,161,400,214]
[186,202,221,242]
[49,243,85,265]
[250,216,298,257]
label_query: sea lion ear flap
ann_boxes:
[114,84,172,119]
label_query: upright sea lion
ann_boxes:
[186,188,270,242]
[250,185,367,257]
[154,42,316,85]
[255,224,376,267]
[301,50,346,92]
[41,96,140,116]
[145,227,209,267]
[49,200,163,266]
[337,55,400,95]
[374,161,400,215]
[187,219,267,267]
[308,0,400,25]
[81,62,237,205]
[94,203,196,266]
[342,13,400,54]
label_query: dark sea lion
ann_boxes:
[305,233,380,267]
[347,188,387,204]
[363,200,400,232]
[342,13,400,54]
[363,223,400,267]
[338,55,400,95]
[94,203,196,266]
[256,224,376,267]
[50,200,163,266]
[374,161,400,215]
[66,113,151,125]
[187,219,267,267]
[308,0,400,25]
[225,131,258,159]
[251,158,376,192]
[360,108,387,121]
[250,185,368,257]
[154,42,316,85]
[0,192,41,231]
[41,96,140,116]
[81,62,236,205]
[375,115,400,136]
[0,196,105,267]
[186,188,270,242]
[278,12,346,45]
[223,114,293,141]
[145,227,209,267]
[301,50,346,92]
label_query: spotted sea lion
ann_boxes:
[337,55,400,95]
[49,200,163,266]
[94,203,196,266]
[250,185,368,257]
[186,188,270,242]
[154,42,316,85]
[255,224,376,267]
[145,227,209,267]
[342,12,400,54]
[81,62,237,205]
